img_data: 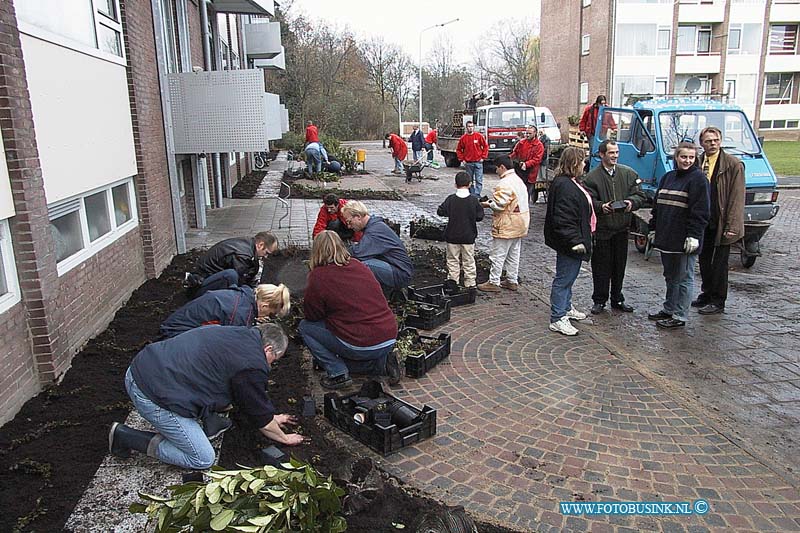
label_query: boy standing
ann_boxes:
[437,172,485,287]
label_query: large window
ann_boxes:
[617,24,657,56]
[764,73,794,104]
[658,110,759,154]
[16,0,125,59]
[48,179,138,274]
[769,25,799,54]
[677,25,713,55]
[727,24,763,55]
[0,220,21,314]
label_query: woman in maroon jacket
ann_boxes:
[298,231,400,389]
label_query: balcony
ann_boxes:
[771,2,800,23]
[760,103,800,121]
[264,93,282,140]
[244,22,282,60]
[675,53,721,74]
[212,0,274,15]
[679,2,725,23]
[167,70,274,153]
[253,46,285,70]
[765,54,800,72]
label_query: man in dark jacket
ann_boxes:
[312,193,361,242]
[108,324,305,469]
[583,140,646,314]
[190,232,278,293]
[692,127,746,315]
[341,200,413,289]
[159,285,258,338]
[408,125,425,161]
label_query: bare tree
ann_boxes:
[473,20,540,103]
[385,51,415,133]
[361,37,403,146]
[422,35,472,126]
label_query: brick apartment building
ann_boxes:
[0,0,288,425]
[540,0,800,140]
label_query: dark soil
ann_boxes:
[0,246,508,533]
[231,170,268,199]
[290,183,402,201]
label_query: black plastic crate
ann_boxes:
[408,283,477,307]
[404,299,451,330]
[409,220,446,241]
[323,381,437,456]
[398,327,452,378]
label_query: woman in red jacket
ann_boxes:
[298,231,400,389]
[311,193,361,242]
[385,132,408,174]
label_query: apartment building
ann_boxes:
[0,0,288,424]
[540,0,800,140]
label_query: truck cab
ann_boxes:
[589,97,780,266]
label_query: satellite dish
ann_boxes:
[685,76,702,94]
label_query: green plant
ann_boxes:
[274,131,305,154]
[130,461,346,532]
[567,115,580,127]
[331,146,358,174]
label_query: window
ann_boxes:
[677,26,696,54]
[788,120,800,128]
[582,34,591,55]
[0,220,21,313]
[48,179,138,274]
[659,110,758,153]
[728,27,742,52]
[617,24,657,56]
[583,0,591,6]
[657,28,671,54]
[764,73,794,104]
[656,78,668,95]
[769,25,798,54]
[159,0,180,73]
[697,26,712,54]
[580,83,589,104]
[725,79,736,99]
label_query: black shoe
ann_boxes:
[203,413,233,440]
[312,361,323,372]
[109,422,157,458]
[611,302,634,313]
[690,297,708,308]
[321,374,353,390]
[647,310,672,321]
[698,303,724,315]
[656,318,685,329]
[385,350,401,386]
[590,303,605,315]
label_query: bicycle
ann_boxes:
[253,151,269,170]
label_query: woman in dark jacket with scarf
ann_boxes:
[544,146,596,336]
[647,142,710,329]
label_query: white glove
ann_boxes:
[647,231,656,243]
[571,244,586,254]
[684,237,699,254]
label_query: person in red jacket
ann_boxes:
[299,231,400,390]
[312,193,362,242]
[424,127,438,162]
[510,125,545,202]
[305,120,319,143]
[385,132,408,174]
[456,121,489,196]
[579,95,616,146]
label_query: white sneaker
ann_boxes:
[566,307,587,321]
[549,317,578,336]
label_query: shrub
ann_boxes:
[130,461,347,532]
[567,115,580,127]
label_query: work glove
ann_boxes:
[684,237,699,254]
[571,244,586,254]
[647,231,656,243]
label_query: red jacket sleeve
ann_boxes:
[312,205,330,237]
[479,136,489,159]
[579,105,594,136]
[456,137,465,160]
[526,141,544,168]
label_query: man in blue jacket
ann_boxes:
[108,323,305,470]
[408,125,425,161]
[340,200,413,289]
[159,285,258,338]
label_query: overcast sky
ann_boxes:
[287,0,542,66]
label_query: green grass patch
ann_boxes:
[763,141,800,176]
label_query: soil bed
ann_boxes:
[0,247,506,532]
[289,183,402,201]
[231,170,268,199]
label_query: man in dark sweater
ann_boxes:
[341,200,413,289]
[437,171,485,288]
[187,232,279,295]
[583,140,646,314]
[108,324,305,469]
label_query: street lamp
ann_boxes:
[419,18,459,129]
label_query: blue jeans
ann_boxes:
[660,252,696,322]
[550,252,583,322]
[394,157,403,172]
[298,320,395,378]
[361,258,397,288]
[306,147,322,173]
[195,269,238,299]
[425,144,434,161]
[464,162,484,196]
[125,369,215,470]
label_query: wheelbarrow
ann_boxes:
[402,150,439,183]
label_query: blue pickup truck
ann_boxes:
[588,97,780,267]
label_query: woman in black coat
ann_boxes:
[544,147,596,336]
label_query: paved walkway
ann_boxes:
[72,144,800,531]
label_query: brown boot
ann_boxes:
[500,280,519,291]
[477,281,501,293]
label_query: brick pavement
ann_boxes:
[179,143,800,531]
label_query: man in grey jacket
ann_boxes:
[583,140,646,314]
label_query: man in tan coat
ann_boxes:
[692,126,745,315]
[477,155,530,292]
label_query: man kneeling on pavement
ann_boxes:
[109,323,305,470]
